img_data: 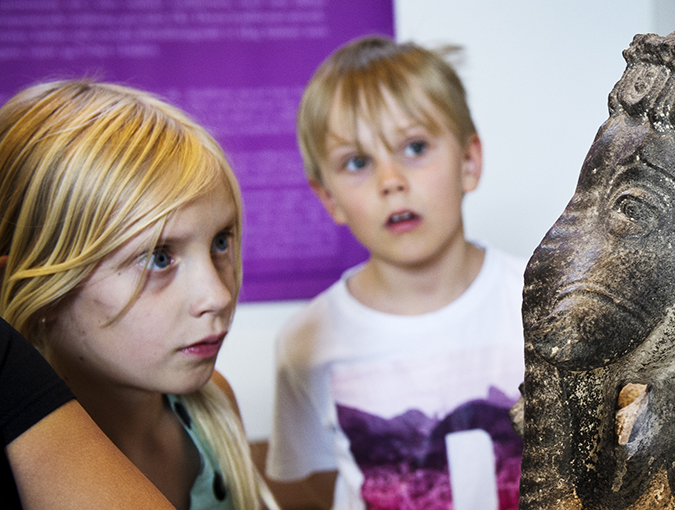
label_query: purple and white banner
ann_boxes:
[0,0,394,302]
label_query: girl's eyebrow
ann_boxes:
[106,227,163,270]
[160,210,238,242]
[117,241,158,269]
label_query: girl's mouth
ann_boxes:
[180,333,225,359]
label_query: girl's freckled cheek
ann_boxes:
[90,298,116,324]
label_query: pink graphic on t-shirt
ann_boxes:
[336,387,522,510]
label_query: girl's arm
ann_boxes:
[7,399,176,510]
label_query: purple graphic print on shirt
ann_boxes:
[336,387,522,510]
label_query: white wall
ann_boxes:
[414,0,656,258]
[217,0,663,441]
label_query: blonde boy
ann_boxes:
[266,36,526,510]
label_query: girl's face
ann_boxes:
[46,181,238,396]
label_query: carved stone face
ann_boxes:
[523,114,675,371]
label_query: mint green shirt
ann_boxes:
[166,394,234,510]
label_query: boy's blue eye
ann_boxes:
[345,155,369,172]
[212,232,230,253]
[147,248,172,270]
[404,140,427,157]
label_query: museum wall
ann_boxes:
[217,0,668,440]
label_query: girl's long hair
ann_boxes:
[0,80,277,510]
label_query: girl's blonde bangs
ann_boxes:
[0,81,243,341]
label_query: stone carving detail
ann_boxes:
[520,32,675,510]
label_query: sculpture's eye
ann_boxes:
[608,191,658,236]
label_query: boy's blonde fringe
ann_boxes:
[182,382,279,510]
[296,36,476,184]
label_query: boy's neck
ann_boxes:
[346,240,485,315]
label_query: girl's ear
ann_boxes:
[461,134,483,194]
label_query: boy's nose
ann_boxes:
[378,162,408,195]
[189,261,234,318]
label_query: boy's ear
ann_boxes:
[309,179,348,225]
[461,134,483,194]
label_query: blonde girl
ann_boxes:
[0,80,277,510]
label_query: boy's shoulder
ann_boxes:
[473,245,529,301]
[275,271,351,362]
[451,243,524,284]
[487,245,529,279]
[278,246,528,340]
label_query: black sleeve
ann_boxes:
[0,318,74,447]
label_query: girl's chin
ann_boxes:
[164,368,215,395]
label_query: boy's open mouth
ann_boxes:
[387,210,419,225]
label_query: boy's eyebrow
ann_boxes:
[323,105,437,159]
[325,131,358,151]
[395,122,430,135]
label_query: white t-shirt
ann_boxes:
[266,246,527,510]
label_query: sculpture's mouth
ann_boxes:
[527,281,648,370]
[553,281,647,324]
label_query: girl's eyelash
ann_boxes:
[151,249,172,270]
[136,244,173,271]
[212,230,235,252]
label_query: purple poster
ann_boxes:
[0,0,394,301]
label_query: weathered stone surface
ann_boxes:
[520,32,675,510]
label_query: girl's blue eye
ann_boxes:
[147,248,172,270]
[345,155,369,172]
[404,140,427,157]
[212,232,230,253]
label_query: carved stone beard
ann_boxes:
[521,305,675,510]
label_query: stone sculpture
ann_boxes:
[520,31,675,510]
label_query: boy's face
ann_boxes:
[311,89,481,270]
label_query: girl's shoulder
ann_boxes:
[210,370,240,417]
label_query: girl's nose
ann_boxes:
[189,260,234,318]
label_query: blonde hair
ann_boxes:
[297,35,477,184]
[0,80,276,510]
